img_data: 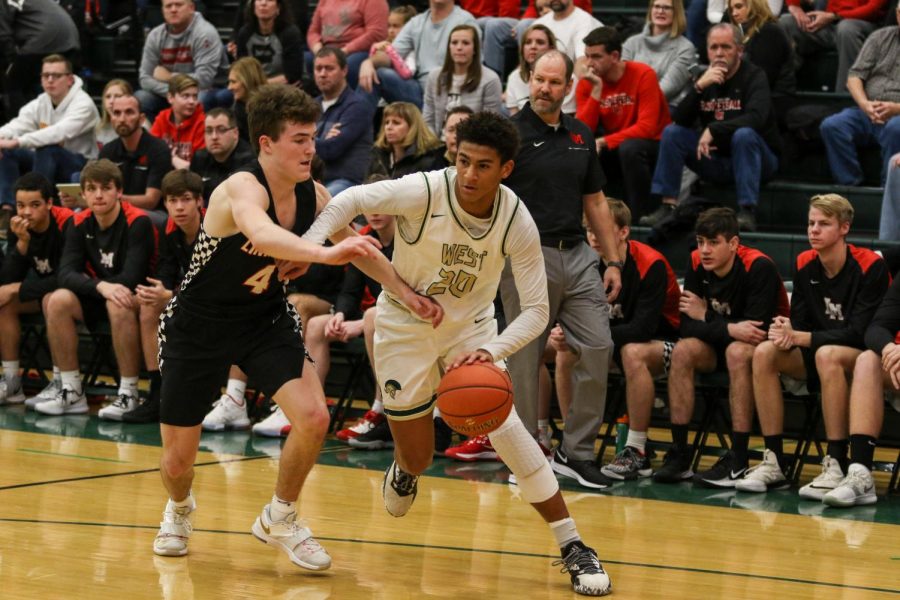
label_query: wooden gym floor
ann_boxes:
[0,405,898,599]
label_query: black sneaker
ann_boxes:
[553,540,612,596]
[652,447,694,483]
[433,416,453,456]
[600,446,652,481]
[121,395,161,424]
[551,448,613,489]
[348,418,394,450]
[638,203,675,227]
[737,208,757,232]
[693,450,747,488]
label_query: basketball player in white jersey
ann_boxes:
[303,112,612,596]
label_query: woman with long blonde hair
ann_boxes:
[505,24,556,116]
[367,102,443,179]
[227,57,269,142]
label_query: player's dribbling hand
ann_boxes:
[324,235,382,264]
[446,349,494,371]
[403,290,444,328]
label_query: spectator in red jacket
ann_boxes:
[778,0,888,93]
[150,74,206,170]
[575,27,671,220]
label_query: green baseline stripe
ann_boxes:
[18,448,129,464]
[0,517,896,595]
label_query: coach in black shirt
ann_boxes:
[500,50,622,490]
[189,108,254,204]
[99,94,172,212]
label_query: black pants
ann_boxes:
[600,138,660,219]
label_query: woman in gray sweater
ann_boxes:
[422,24,503,136]
[622,0,697,106]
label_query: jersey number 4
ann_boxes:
[243,264,276,295]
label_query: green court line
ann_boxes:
[18,448,130,464]
[0,516,897,595]
[0,455,271,491]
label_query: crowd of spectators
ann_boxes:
[0,0,897,507]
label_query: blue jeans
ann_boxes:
[651,124,779,208]
[879,153,900,241]
[0,146,88,207]
[135,89,170,123]
[820,107,900,186]
[325,177,357,197]
[480,17,535,77]
[686,0,710,49]
[200,88,233,112]
[365,68,423,108]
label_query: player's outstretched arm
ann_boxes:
[227,174,382,265]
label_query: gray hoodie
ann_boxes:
[622,24,696,104]
[139,12,226,97]
[0,0,79,65]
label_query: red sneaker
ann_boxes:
[336,410,384,442]
[444,435,499,462]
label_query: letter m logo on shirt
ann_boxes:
[823,297,844,321]
[570,133,583,145]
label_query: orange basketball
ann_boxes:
[436,363,513,437]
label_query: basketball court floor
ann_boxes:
[1,405,897,599]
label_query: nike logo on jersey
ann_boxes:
[810,279,819,284]
[533,141,546,147]
[474,316,489,324]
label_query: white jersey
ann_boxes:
[303,168,550,361]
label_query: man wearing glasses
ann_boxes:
[0,54,99,214]
[189,108,254,204]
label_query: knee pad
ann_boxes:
[489,408,559,504]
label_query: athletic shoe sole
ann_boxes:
[153,540,188,557]
[251,518,331,571]
[445,451,498,462]
[798,486,837,501]
[651,470,694,484]
[551,461,610,489]
[0,390,26,405]
[735,479,790,493]
[601,466,652,481]
[202,421,251,432]
[35,403,89,416]
[694,472,745,489]
[348,438,394,450]
[822,492,877,508]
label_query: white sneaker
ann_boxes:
[735,449,789,493]
[98,392,139,421]
[823,463,877,508]
[26,378,60,409]
[382,461,418,517]
[35,386,88,415]
[798,455,844,501]
[251,505,331,570]
[202,393,251,431]
[252,406,291,438]
[0,377,25,405]
[154,497,196,557]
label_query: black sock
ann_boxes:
[731,431,750,470]
[849,435,876,470]
[763,434,783,466]
[827,439,849,472]
[672,424,689,452]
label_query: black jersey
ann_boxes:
[681,245,790,348]
[792,245,890,352]
[175,160,316,321]
[865,275,900,354]
[58,202,157,298]
[0,205,73,302]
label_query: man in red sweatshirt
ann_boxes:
[575,26,670,221]
[778,0,888,93]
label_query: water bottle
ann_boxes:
[614,414,629,454]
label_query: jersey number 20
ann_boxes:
[243,264,276,295]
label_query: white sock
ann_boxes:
[3,360,19,386]
[118,376,139,397]
[52,366,60,381]
[371,399,384,414]
[626,430,648,454]
[433,406,442,419]
[269,494,295,522]
[226,378,247,404]
[170,492,194,509]
[549,517,580,548]
[61,370,82,393]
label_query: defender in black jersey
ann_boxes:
[151,85,440,571]
[35,160,157,420]
[0,173,72,405]
[822,275,900,507]
[654,208,790,488]
[741,195,890,496]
